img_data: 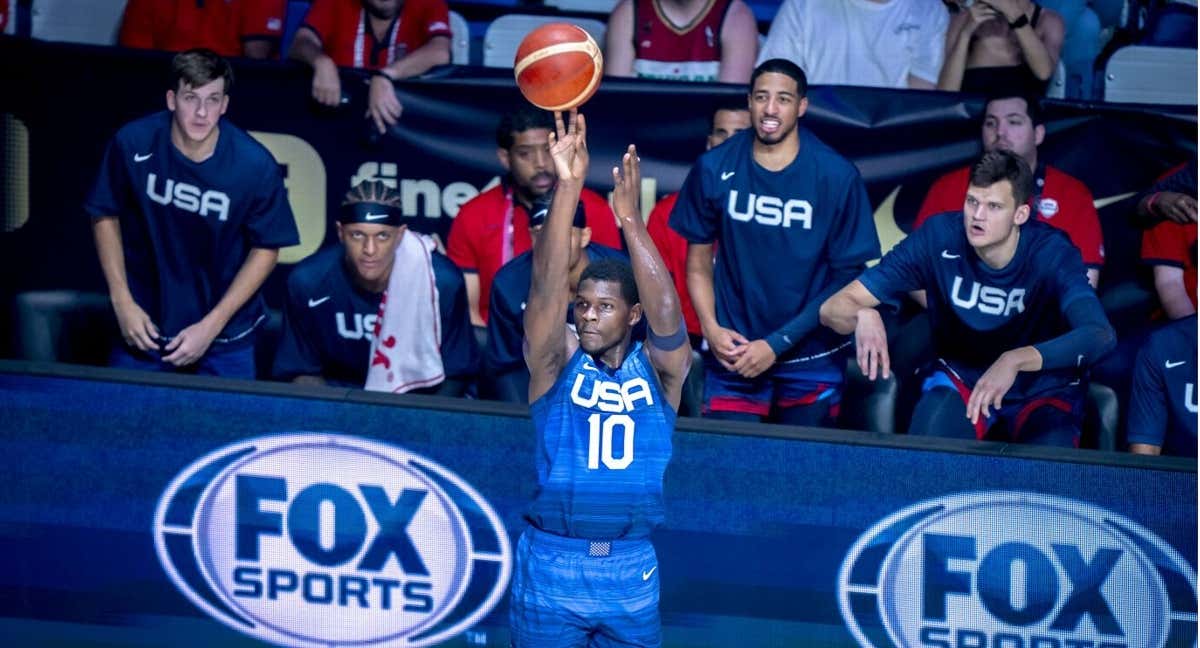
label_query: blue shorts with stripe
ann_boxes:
[509,527,661,648]
[702,354,843,418]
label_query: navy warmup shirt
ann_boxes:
[1128,315,1198,456]
[85,111,299,343]
[669,128,879,363]
[860,213,1098,401]
[272,245,479,386]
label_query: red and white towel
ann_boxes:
[364,232,444,393]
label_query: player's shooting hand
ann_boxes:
[732,339,776,379]
[162,319,220,367]
[112,297,160,353]
[854,308,890,381]
[367,74,403,134]
[548,110,588,184]
[1154,192,1198,224]
[966,351,1020,425]
[611,144,641,227]
[312,57,342,107]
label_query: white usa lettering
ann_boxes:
[570,374,654,413]
[727,191,812,229]
[336,312,378,341]
[950,276,1026,316]
[1187,383,1197,414]
[146,173,231,221]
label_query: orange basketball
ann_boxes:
[513,23,603,112]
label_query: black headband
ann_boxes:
[529,196,587,229]
[337,201,404,226]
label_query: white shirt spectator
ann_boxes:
[758,0,950,89]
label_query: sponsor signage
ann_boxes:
[154,433,511,647]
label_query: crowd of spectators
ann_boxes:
[5,0,1195,457]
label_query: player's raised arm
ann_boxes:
[524,111,587,402]
[612,145,692,408]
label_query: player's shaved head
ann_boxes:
[579,258,639,307]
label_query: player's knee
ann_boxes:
[909,387,972,438]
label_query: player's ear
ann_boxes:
[796,96,809,119]
[219,94,230,116]
[628,302,643,327]
[578,226,592,248]
[497,148,511,172]
[1013,203,1031,226]
[1034,123,1045,147]
[335,221,346,243]
[166,89,177,112]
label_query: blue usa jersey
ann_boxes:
[85,111,298,343]
[1128,316,1198,456]
[860,213,1097,401]
[487,243,636,375]
[668,128,879,363]
[272,246,479,386]
[528,343,675,540]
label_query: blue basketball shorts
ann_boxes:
[702,354,843,418]
[509,527,661,648]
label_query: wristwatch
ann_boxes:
[1008,13,1030,30]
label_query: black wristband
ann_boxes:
[1008,13,1030,30]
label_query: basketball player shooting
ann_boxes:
[508,110,692,646]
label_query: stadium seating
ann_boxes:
[482,14,607,68]
[449,10,471,65]
[1103,45,1198,104]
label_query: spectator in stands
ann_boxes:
[289,0,452,134]
[1136,160,1197,319]
[757,0,949,89]
[484,198,630,402]
[1135,160,1197,226]
[917,94,1104,287]
[821,150,1115,448]
[86,50,299,378]
[938,0,1065,96]
[447,106,621,330]
[670,59,880,424]
[273,180,477,393]
[604,0,760,83]
[1127,314,1197,457]
[119,0,285,59]
[648,103,751,343]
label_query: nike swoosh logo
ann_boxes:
[1166,360,1186,369]
[941,250,960,259]
[364,212,389,221]
[134,153,152,162]
[1093,192,1138,210]
[642,566,657,581]
[581,360,598,372]
[308,296,331,308]
[720,171,735,181]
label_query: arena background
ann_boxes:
[0,36,1196,647]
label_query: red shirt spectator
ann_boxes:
[301,0,450,70]
[119,0,285,59]
[448,185,619,325]
[0,0,8,33]
[917,164,1104,269]
[646,192,701,337]
[1142,219,1197,318]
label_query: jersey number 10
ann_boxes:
[586,413,634,470]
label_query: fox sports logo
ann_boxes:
[838,492,1197,648]
[154,433,511,647]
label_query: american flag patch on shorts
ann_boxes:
[588,541,611,557]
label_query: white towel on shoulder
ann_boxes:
[364,231,444,393]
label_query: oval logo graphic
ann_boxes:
[154,433,511,647]
[838,492,1196,648]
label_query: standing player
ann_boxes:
[511,111,691,647]
[1127,315,1197,457]
[820,150,1116,447]
[669,58,880,425]
[86,49,299,378]
[271,180,478,393]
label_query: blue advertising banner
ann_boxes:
[1,363,1194,646]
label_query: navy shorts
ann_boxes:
[509,527,660,648]
[702,354,842,419]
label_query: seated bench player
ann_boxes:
[821,150,1115,447]
[272,180,478,393]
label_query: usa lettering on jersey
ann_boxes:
[727,190,812,229]
[146,173,231,221]
[569,374,654,413]
[336,312,378,341]
[950,276,1026,316]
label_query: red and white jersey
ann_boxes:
[632,0,731,82]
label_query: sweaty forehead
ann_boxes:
[578,279,626,303]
